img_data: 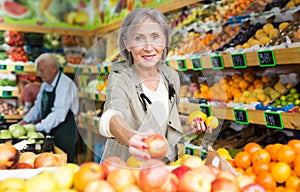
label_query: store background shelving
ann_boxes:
[0,0,300,163]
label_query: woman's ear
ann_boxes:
[123,38,130,52]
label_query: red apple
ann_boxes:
[139,159,170,191]
[181,155,204,169]
[211,178,239,192]
[216,170,237,183]
[143,134,168,159]
[171,165,191,180]
[101,156,126,177]
[83,180,115,192]
[208,165,221,175]
[74,162,105,192]
[194,165,216,182]
[241,183,266,192]
[107,168,136,191]
[177,169,211,192]
[161,173,178,192]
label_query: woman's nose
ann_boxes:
[143,39,154,51]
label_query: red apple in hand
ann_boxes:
[171,165,192,180]
[143,134,168,159]
[241,183,266,192]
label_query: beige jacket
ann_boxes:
[101,62,183,163]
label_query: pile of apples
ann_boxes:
[0,154,266,192]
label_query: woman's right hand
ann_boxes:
[128,134,151,161]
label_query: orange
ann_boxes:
[293,164,300,177]
[285,175,300,190]
[274,186,285,192]
[255,171,277,191]
[288,139,300,154]
[234,151,251,169]
[293,154,300,167]
[271,162,292,183]
[244,142,262,155]
[245,172,256,181]
[251,149,271,164]
[265,144,274,154]
[269,143,283,161]
[235,168,245,175]
[276,145,296,164]
[252,161,271,175]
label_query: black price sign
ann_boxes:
[257,50,276,67]
[95,93,99,101]
[185,145,196,155]
[233,108,249,124]
[264,111,283,129]
[210,55,224,69]
[200,104,211,117]
[0,115,4,121]
[14,65,24,72]
[2,90,12,98]
[231,53,247,68]
[104,66,109,74]
[0,64,7,71]
[73,66,78,74]
[191,57,202,71]
[177,59,187,71]
[200,150,208,160]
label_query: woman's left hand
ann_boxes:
[189,117,212,133]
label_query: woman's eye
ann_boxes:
[152,34,160,39]
[135,36,143,41]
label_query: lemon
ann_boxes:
[0,177,25,191]
[126,156,145,168]
[187,111,207,124]
[216,148,232,160]
[205,116,219,129]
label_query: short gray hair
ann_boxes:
[35,53,59,69]
[118,8,171,64]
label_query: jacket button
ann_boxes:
[168,121,171,124]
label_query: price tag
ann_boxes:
[200,149,208,160]
[14,65,24,72]
[231,53,247,68]
[191,57,202,70]
[95,93,99,101]
[97,66,101,74]
[0,64,7,71]
[88,67,92,74]
[200,104,211,117]
[165,60,170,66]
[177,59,187,71]
[233,108,249,124]
[73,66,78,74]
[185,145,196,155]
[257,50,276,67]
[0,115,5,121]
[59,65,64,72]
[2,90,12,98]
[210,55,224,69]
[264,111,283,129]
[104,66,109,74]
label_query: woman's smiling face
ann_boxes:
[124,18,166,68]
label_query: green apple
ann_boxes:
[280,95,286,101]
[0,129,12,139]
[23,124,36,132]
[290,88,297,94]
[52,165,75,189]
[11,126,27,138]
[8,124,24,133]
[37,132,45,139]
[27,131,39,139]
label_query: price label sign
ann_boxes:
[257,50,276,67]
[264,111,283,129]
[200,149,208,160]
[0,64,7,71]
[0,115,5,121]
[2,90,12,98]
[88,67,92,75]
[231,53,247,68]
[95,93,99,102]
[14,65,24,72]
[191,57,202,71]
[185,145,196,155]
[177,59,187,71]
[104,66,109,74]
[97,66,102,74]
[166,60,170,67]
[200,104,211,117]
[233,108,249,124]
[73,66,78,74]
[210,55,224,69]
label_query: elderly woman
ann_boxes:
[99,8,209,163]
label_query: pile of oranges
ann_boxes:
[229,140,300,191]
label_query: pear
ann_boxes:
[52,164,78,189]
[25,171,57,192]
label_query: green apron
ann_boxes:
[41,72,77,163]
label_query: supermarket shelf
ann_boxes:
[77,115,100,135]
[0,89,19,98]
[1,115,24,120]
[78,91,106,102]
[179,102,300,130]
[168,47,300,70]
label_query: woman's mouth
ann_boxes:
[142,55,155,61]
